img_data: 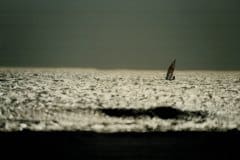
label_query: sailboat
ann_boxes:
[165,59,176,80]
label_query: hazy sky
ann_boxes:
[0,0,240,69]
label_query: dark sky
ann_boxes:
[0,0,240,69]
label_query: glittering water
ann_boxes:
[0,68,240,132]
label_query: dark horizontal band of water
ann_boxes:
[99,106,207,120]
[0,131,239,160]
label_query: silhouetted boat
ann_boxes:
[166,59,176,80]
